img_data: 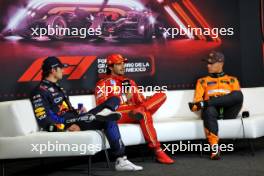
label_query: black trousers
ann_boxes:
[63,96,125,157]
[202,91,243,136]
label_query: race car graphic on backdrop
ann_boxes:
[2,0,157,42]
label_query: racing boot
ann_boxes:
[155,148,175,164]
[210,149,221,160]
[210,144,221,160]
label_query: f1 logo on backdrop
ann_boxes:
[18,56,97,82]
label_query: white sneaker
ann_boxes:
[115,156,143,171]
[96,108,121,121]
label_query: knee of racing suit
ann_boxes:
[104,121,125,157]
[230,91,243,104]
[104,96,120,111]
[139,110,153,123]
[143,92,167,112]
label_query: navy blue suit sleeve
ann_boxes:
[30,90,64,130]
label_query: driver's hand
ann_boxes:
[67,124,81,132]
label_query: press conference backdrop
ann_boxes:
[0,0,263,101]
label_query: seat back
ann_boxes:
[0,100,38,137]
[0,87,263,137]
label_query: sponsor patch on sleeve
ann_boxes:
[34,107,45,113]
[110,79,116,85]
[36,111,46,118]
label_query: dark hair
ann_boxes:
[42,70,50,80]
[41,67,58,80]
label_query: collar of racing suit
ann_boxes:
[209,72,225,78]
[42,79,60,87]
[108,74,127,82]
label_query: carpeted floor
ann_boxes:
[3,139,264,176]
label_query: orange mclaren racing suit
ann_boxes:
[95,75,166,149]
[193,72,243,146]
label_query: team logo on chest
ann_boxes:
[54,97,63,103]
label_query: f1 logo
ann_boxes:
[18,56,97,82]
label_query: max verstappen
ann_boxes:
[30,56,143,171]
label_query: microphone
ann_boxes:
[242,111,250,118]
[121,79,131,94]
